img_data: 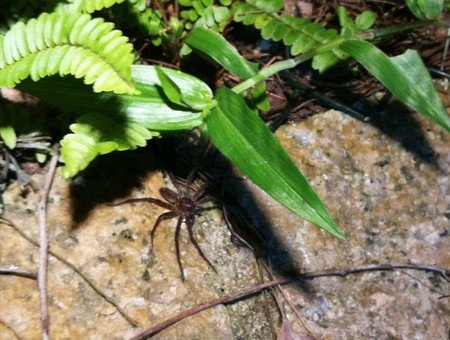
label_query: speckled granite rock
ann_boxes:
[1,109,449,339]
[237,110,450,339]
[0,152,276,339]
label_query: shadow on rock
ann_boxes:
[68,146,160,229]
[363,100,439,169]
[158,137,314,295]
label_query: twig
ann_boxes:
[400,270,447,297]
[130,263,449,339]
[440,27,449,72]
[153,0,169,27]
[0,217,141,328]
[37,144,59,340]
[0,318,21,340]
[130,278,288,340]
[260,260,318,340]
[0,267,37,280]
[301,263,450,279]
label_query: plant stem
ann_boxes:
[232,37,345,94]
[356,21,429,40]
[37,144,59,340]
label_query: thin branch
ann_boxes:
[301,263,450,279]
[0,267,37,280]
[153,0,169,27]
[37,144,59,340]
[0,218,141,328]
[130,263,449,339]
[0,318,21,340]
[259,260,318,340]
[130,278,288,340]
[400,270,447,297]
[441,28,450,72]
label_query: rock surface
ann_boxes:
[1,109,449,339]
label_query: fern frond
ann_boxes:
[56,0,124,13]
[60,112,154,178]
[233,1,347,72]
[0,12,139,94]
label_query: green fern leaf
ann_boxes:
[60,112,154,178]
[234,1,347,72]
[0,12,139,94]
[56,0,126,13]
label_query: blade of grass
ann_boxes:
[205,87,344,239]
[341,39,450,132]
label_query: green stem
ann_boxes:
[232,37,345,94]
[356,20,429,40]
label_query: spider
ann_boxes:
[111,181,217,281]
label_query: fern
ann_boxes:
[111,1,165,46]
[60,113,155,178]
[55,0,124,13]
[0,12,139,94]
[180,0,233,31]
[233,0,347,72]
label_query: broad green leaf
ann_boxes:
[182,27,258,79]
[134,65,213,111]
[341,40,450,132]
[405,0,444,19]
[182,27,269,110]
[155,66,186,108]
[18,65,207,131]
[205,87,344,239]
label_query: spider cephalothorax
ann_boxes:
[112,182,217,281]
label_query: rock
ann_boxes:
[1,109,449,339]
[235,110,449,339]
[0,150,277,339]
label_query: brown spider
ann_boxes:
[112,182,217,281]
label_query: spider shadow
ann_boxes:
[158,137,314,295]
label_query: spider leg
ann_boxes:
[186,217,218,274]
[192,183,208,201]
[174,216,185,281]
[150,211,178,249]
[196,195,213,205]
[110,197,172,210]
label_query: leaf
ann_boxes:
[405,0,444,19]
[152,65,213,110]
[56,0,129,14]
[155,66,186,107]
[0,125,16,149]
[18,65,208,131]
[60,112,154,178]
[182,27,259,79]
[0,12,138,95]
[183,27,269,110]
[337,6,356,30]
[233,2,347,72]
[355,11,377,30]
[341,39,450,132]
[205,87,344,239]
[0,101,47,149]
